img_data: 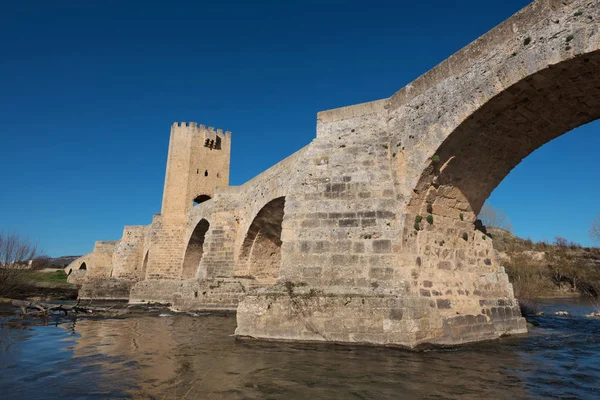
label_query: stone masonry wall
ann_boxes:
[144,215,188,280]
[111,225,149,280]
[85,241,117,279]
[278,101,408,289]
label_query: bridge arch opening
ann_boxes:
[193,195,211,206]
[238,197,286,284]
[405,51,600,241]
[182,219,210,279]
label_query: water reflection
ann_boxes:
[0,299,599,399]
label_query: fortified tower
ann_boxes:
[161,122,231,219]
[141,122,231,280]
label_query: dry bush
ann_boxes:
[479,203,513,231]
[31,256,52,270]
[503,254,555,299]
[546,246,600,293]
[554,236,569,247]
[0,265,29,298]
[582,283,600,313]
[0,232,37,297]
[518,299,540,316]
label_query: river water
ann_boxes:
[1,298,599,399]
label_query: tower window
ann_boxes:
[204,170,208,177]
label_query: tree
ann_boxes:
[554,236,568,247]
[0,232,38,297]
[591,213,600,244]
[478,203,513,231]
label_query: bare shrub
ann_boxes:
[503,254,554,299]
[518,299,540,316]
[478,203,513,231]
[582,283,600,314]
[554,236,568,247]
[0,232,38,297]
[31,256,52,270]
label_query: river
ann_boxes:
[0,298,598,399]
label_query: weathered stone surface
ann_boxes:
[65,0,600,347]
[235,285,525,348]
[78,278,136,301]
[129,278,255,311]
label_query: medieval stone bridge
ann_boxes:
[67,0,600,348]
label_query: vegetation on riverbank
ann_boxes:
[24,270,71,287]
[490,228,600,301]
[0,269,78,300]
[1,231,78,300]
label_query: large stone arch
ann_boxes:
[404,51,600,236]
[380,1,599,230]
[236,196,286,284]
[233,183,290,264]
[384,1,600,328]
[399,13,600,231]
[182,219,210,279]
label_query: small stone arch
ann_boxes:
[238,197,285,284]
[182,219,210,279]
[193,194,211,206]
[64,256,91,276]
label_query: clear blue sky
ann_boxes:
[1,0,598,257]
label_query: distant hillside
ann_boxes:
[50,255,80,267]
[33,255,80,269]
[489,228,600,298]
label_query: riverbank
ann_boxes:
[489,228,600,299]
[1,269,78,301]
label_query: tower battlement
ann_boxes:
[171,122,231,150]
[172,122,231,135]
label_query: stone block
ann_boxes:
[372,240,392,253]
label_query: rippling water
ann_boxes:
[1,298,599,399]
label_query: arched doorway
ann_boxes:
[193,195,211,206]
[238,197,285,284]
[182,219,210,279]
[80,262,87,270]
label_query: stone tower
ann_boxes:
[161,122,231,219]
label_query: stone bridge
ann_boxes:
[67,0,600,348]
